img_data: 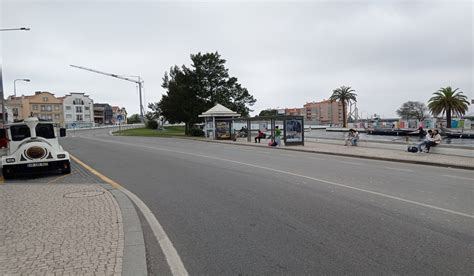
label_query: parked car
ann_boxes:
[1,117,71,179]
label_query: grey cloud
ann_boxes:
[2,0,472,116]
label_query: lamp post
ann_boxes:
[0,28,30,31]
[0,27,30,125]
[14,79,30,96]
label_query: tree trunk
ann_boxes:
[185,122,189,136]
[446,107,451,128]
[342,101,347,128]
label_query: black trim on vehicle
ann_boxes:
[2,160,69,174]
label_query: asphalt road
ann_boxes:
[61,129,474,274]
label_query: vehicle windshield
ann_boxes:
[36,124,55,139]
[10,125,31,141]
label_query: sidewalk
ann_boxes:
[201,138,474,170]
[0,173,147,276]
[0,184,124,275]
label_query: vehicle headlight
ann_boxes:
[6,158,15,163]
[57,154,66,159]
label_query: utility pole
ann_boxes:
[0,64,5,126]
[0,27,30,126]
[70,65,144,123]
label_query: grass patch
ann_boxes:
[114,126,186,137]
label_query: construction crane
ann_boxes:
[70,64,144,123]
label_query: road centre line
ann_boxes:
[70,155,189,276]
[82,137,474,219]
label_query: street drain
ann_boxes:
[64,190,105,198]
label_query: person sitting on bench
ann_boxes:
[417,129,433,153]
[425,129,442,153]
[255,130,265,143]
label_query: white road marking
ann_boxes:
[71,155,188,276]
[442,175,474,181]
[83,136,474,219]
[118,187,189,276]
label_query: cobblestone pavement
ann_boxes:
[5,161,104,184]
[215,139,474,169]
[0,162,125,275]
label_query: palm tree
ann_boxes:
[329,86,357,128]
[428,87,470,128]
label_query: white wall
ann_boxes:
[63,93,95,128]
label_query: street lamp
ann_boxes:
[0,27,30,31]
[0,27,30,125]
[14,79,30,96]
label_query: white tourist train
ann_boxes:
[1,117,71,179]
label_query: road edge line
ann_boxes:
[70,155,147,275]
[70,154,188,276]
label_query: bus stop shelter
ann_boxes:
[199,104,241,140]
[238,115,305,146]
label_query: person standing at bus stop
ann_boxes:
[275,126,282,146]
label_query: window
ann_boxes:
[54,114,60,121]
[47,114,53,121]
[12,108,18,116]
[76,106,83,113]
[76,114,83,121]
[73,98,84,105]
[36,124,55,139]
[85,114,90,119]
[85,106,90,111]
[54,105,60,111]
[33,105,38,110]
[46,105,52,112]
[66,114,72,119]
[10,125,31,141]
[66,106,72,111]
[41,105,46,111]
[43,97,48,102]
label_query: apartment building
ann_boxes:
[6,91,64,125]
[303,100,343,125]
[284,100,343,125]
[94,103,113,125]
[285,108,305,116]
[63,92,95,128]
[5,96,23,123]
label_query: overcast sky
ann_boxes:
[1,0,472,117]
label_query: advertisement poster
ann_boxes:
[216,121,231,139]
[285,119,303,143]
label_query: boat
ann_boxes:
[366,128,421,136]
[442,128,474,139]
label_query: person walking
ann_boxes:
[274,126,282,146]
